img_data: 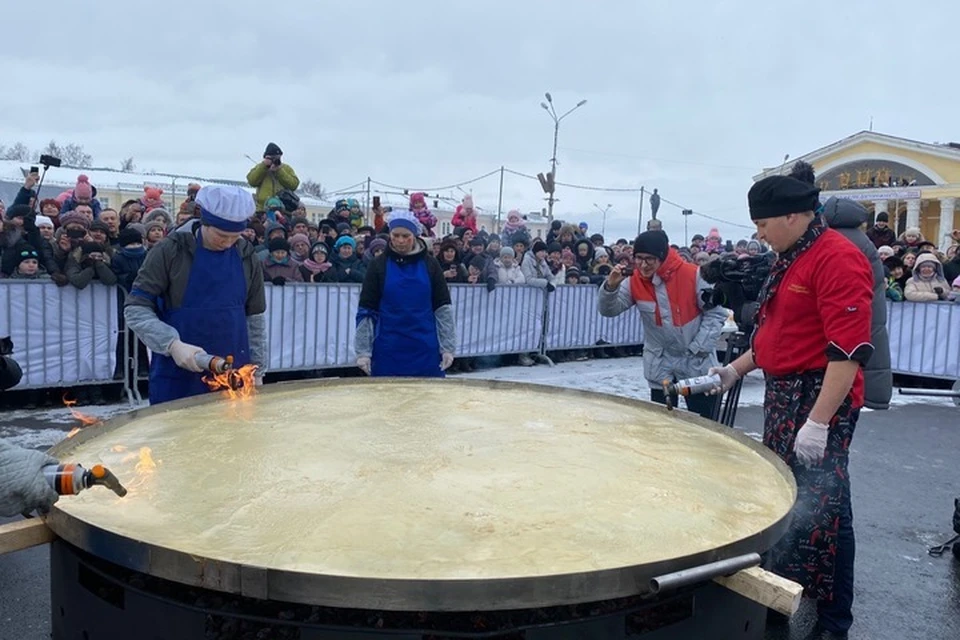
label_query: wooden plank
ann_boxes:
[0,519,56,556]
[713,566,803,617]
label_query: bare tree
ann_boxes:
[42,140,63,158]
[62,144,93,168]
[120,157,136,172]
[300,179,325,200]
[0,142,33,161]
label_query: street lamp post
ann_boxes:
[592,203,612,237]
[540,93,587,223]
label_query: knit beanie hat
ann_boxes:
[310,242,329,257]
[17,246,39,266]
[469,254,488,271]
[59,211,91,229]
[633,230,669,260]
[5,204,31,220]
[531,240,548,254]
[500,246,515,258]
[546,242,562,255]
[117,227,143,247]
[267,237,290,253]
[334,235,356,250]
[35,215,54,228]
[876,212,889,222]
[367,237,387,254]
[264,142,282,157]
[288,233,310,248]
[89,220,110,234]
[73,175,93,200]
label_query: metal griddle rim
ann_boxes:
[43,377,797,611]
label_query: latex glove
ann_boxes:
[169,339,204,373]
[706,365,740,395]
[356,356,371,376]
[0,440,60,517]
[440,353,454,371]
[794,419,830,467]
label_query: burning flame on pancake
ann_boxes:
[202,364,259,400]
[63,394,101,438]
[125,447,158,492]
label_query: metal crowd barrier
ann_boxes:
[887,300,960,380]
[543,285,644,351]
[4,284,959,402]
[0,281,120,390]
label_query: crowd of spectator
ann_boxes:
[1,142,959,396]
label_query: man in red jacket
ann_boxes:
[711,176,873,640]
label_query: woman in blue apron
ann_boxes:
[355,210,456,377]
[124,185,267,405]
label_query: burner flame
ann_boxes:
[63,394,101,438]
[135,447,157,475]
[203,364,259,400]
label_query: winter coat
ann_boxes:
[262,257,304,284]
[493,259,526,285]
[327,254,366,284]
[822,197,892,410]
[451,208,478,233]
[438,254,468,283]
[520,252,564,288]
[59,196,103,219]
[943,254,960,284]
[65,249,118,289]
[111,246,148,292]
[904,253,951,302]
[597,248,726,384]
[866,224,897,249]
[246,162,300,212]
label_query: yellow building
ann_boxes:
[755,131,960,249]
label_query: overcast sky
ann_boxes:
[2,1,957,243]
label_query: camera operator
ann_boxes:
[597,230,727,418]
[711,176,873,639]
[0,341,60,516]
[246,142,300,213]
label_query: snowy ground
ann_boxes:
[0,356,954,451]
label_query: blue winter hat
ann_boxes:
[334,236,356,250]
[387,209,422,236]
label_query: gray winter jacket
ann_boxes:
[822,197,892,410]
[597,254,726,384]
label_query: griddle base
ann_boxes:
[51,540,766,639]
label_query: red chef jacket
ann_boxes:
[752,228,874,408]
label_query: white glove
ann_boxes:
[169,339,204,373]
[356,356,371,376]
[706,365,740,395]
[0,440,60,517]
[794,419,830,467]
[440,352,455,371]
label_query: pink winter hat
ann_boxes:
[74,175,93,200]
[462,195,474,210]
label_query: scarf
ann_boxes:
[302,258,331,274]
[755,214,826,317]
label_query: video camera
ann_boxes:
[699,253,774,331]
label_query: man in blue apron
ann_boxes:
[124,185,267,405]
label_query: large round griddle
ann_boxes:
[44,378,796,611]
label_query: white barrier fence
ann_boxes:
[886,300,960,380]
[0,282,119,389]
[543,285,644,350]
[1,282,958,391]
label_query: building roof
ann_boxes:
[754,131,960,180]
[0,160,325,206]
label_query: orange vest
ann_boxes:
[629,249,701,327]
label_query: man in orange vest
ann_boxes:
[598,230,727,418]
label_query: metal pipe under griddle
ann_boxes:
[648,553,761,595]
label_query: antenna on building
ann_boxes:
[869,116,874,132]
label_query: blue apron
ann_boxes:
[371,258,443,378]
[149,230,251,404]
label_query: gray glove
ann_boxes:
[0,440,60,517]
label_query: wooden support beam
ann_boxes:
[713,566,803,617]
[0,519,56,556]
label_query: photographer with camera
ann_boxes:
[597,230,727,418]
[246,142,300,213]
[711,176,874,640]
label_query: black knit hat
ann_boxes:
[268,237,290,253]
[117,227,143,247]
[876,212,889,223]
[469,237,486,247]
[633,230,669,260]
[546,242,562,254]
[532,239,548,254]
[748,176,821,220]
[469,255,488,271]
[264,142,283,157]
[883,255,903,269]
[6,204,31,220]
